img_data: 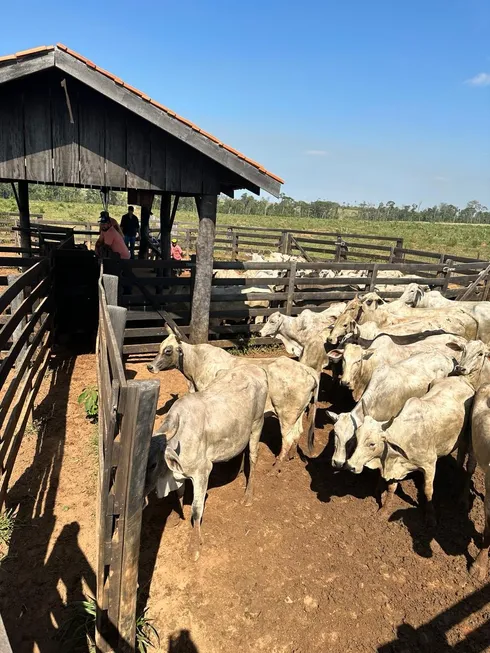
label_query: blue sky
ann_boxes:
[2,0,489,207]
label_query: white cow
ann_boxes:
[347,377,475,521]
[144,365,268,559]
[329,334,466,400]
[325,350,457,469]
[148,333,320,465]
[260,305,346,371]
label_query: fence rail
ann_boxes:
[97,257,490,354]
[0,257,53,509]
[96,272,159,652]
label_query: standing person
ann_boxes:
[170,237,184,276]
[120,205,140,259]
[95,212,130,259]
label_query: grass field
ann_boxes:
[1,199,490,259]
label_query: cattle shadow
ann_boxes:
[156,393,180,416]
[386,456,479,561]
[378,581,490,652]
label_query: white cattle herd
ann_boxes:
[144,281,490,579]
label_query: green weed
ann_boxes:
[58,598,159,652]
[78,386,99,422]
[0,510,16,562]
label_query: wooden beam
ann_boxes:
[160,193,171,262]
[138,206,151,259]
[169,194,180,231]
[189,195,217,344]
[17,181,31,256]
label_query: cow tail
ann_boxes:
[307,371,320,454]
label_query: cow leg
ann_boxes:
[462,445,477,511]
[422,463,437,527]
[378,481,398,517]
[242,417,264,507]
[470,469,490,582]
[189,463,212,561]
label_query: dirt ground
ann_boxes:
[2,349,490,652]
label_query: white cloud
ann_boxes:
[305,149,328,156]
[466,72,490,87]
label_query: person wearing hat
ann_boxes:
[98,210,123,237]
[170,237,184,276]
[95,212,130,260]
[120,205,140,259]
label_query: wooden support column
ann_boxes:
[18,181,31,256]
[138,206,151,259]
[160,193,172,260]
[189,195,217,344]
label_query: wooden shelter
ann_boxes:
[0,43,283,342]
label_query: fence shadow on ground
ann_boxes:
[0,352,96,653]
[378,581,490,652]
[168,629,200,652]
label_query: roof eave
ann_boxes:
[0,50,55,85]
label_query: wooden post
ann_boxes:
[160,193,172,262]
[442,259,453,294]
[8,275,27,368]
[369,264,379,291]
[185,228,191,257]
[286,262,297,315]
[231,230,239,260]
[189,195,217,344]
[280,230,288,254]
[335,236,343,262]
[18,181,31,256]
[138,206,151,259]
[394,238,404,263]
[117,380,159,652]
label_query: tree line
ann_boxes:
[1,184,488,224]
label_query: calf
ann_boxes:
[144,365,268,560]
[347,377,475,521]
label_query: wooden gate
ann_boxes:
[95,273,159,652]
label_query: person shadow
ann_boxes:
[168,629,200,652]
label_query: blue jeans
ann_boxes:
[124,235,136,259]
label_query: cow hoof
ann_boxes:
[167,512,185,528]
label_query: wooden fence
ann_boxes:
[96,272,159,652]
[98,257,490,354]
[0,256,53,509]
[2,216,485,265]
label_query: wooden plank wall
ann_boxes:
[0,69,221,194]
[0,257,53,509]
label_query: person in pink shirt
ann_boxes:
[170,237,184,276]
[95,212,130,259]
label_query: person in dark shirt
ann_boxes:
[120,206,140,259]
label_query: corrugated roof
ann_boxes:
[0,43,284,186]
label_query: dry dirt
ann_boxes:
[1,349,490,653]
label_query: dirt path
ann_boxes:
[1,351,490,652]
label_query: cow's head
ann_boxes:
[147,332,182,373]
[361,292,384,311]
[345,416,394,474]
[326,402,366,469]
[259,311,284,338]
[400,283,425,307]
[450,340,490,378]
[340,345,375,399]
